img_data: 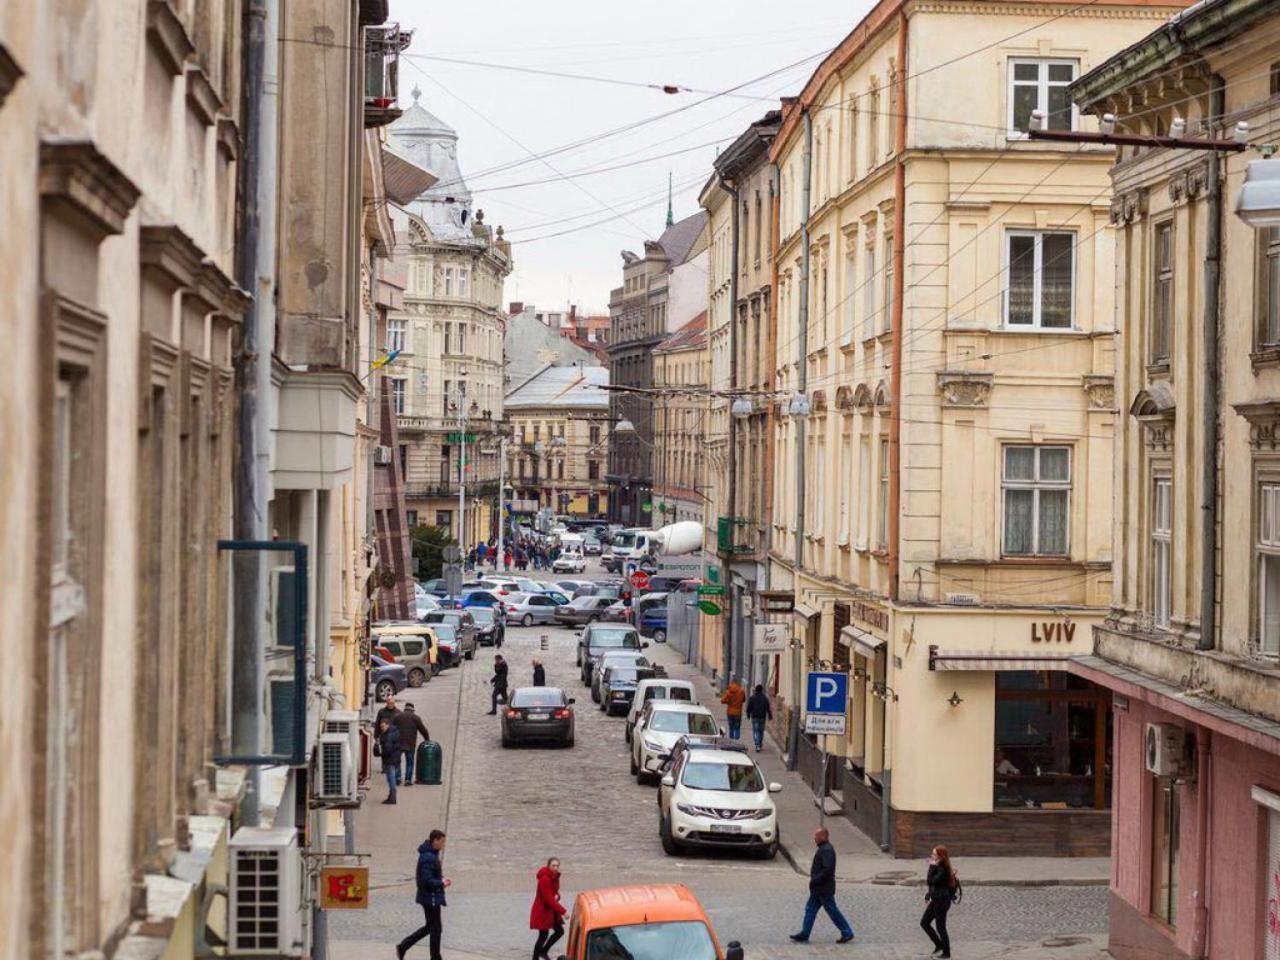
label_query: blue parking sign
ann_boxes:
[806,672,848,715]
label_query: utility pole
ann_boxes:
[450,382,476,559]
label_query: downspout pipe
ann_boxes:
[765,164,780,695]
[787,109,813,772]
[720,173,740,689]
[1198,74,1223,653]
[1191,730,1212,957]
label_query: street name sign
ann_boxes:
[697,584,724,597]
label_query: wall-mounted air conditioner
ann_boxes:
[228,827,303,957]
[314,732,358,805]
[375,445,393,465]
[1144,722,1187,778]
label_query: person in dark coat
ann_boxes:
[376,718,402,804]
[745,684,773,752]
[921,845,956,957]
[395,703,431,786]
[375,692,400,730]
[532,659,546,687]
[488,654,509,714]
[791,828,855,943]
[397,830,451,960]
[529,857,567,960]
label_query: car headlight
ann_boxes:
[675,803,698,816]
[643,736,663,752]
[746,808,773,820]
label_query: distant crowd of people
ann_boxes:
[467,537,561,572]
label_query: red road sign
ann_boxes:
[629,570,651,591]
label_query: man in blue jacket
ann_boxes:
[791,828,855,944]
[397,829,451,960]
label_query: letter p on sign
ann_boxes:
[806,671,848,715]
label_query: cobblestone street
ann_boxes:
[332,567,1111,959]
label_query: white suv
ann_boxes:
[625,678,697,744]
[657,745,781,858]
[630,701,719,784]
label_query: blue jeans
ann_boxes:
[727,716,742,740]
[800,891,854,939]
[751,717,766,749]
[402,746,416,784]
[383,758,399,797]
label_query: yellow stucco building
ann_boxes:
[767,0,1182,856]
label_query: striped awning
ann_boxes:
[928,648,1075,672]
[793,602,820,622]
[840,624,884,659]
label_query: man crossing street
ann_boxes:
[791,828,855,944]
[488,654,509,714]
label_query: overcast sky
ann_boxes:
[393,1,871,314]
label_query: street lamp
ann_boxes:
[448,387,480,560]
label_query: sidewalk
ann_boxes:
[645,640,1111,889]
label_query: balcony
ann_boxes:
[364,24,411,129]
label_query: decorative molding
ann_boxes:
[0,42,23,110]
[852,383,873,412]
[140,225,204,290]
[810,388,828,414]
[1109,187,1147,226]
[210,368,234,437]
[215,116,239,160]
[936,370,993,408]
[184,64,222,127]
[146,0,194,76]
[1082,374,1116,412]
[1130,383,1175,451]
[873,380,890,411]
[835,385,855,411]
[1234,400,1280,450]
[196,259,248,318]
[1168,162,1211,206]
[39,140,140,238]
[138,332,181,433]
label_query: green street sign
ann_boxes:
[706,567,721,585]
[697,584,725,597]
[697,600,722,616]
[640,502,653,513]
[446,432,478,443]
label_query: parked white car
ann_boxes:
[625,678,697,744]
[657,744,781,858]
[630,701,719,784]
[552,551,587,573]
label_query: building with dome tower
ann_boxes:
[384,87,513,547]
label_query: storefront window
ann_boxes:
[1151,779,1180,926]
[993,672,1111,810]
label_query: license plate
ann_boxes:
[709,823,742,833]
[527,713,549,721]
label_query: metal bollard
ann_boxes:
[540,634,549,651]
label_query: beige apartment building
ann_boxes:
[699,111,781,685]
[652,312,712,526]
[768,0,1181,856]
[386,91,512,547]
[506,365,611,516]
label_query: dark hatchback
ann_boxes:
[600,665,654,717]
[500,687,576,748]
[470,606,505,646]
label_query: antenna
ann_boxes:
[665,172,674,228]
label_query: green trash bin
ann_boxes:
[415,740,443,785]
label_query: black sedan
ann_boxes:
[470,606,505,647]
[500,687,576,748]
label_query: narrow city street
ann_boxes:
[332,568,1109,960]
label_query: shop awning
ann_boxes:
[840,624,884,659]
[928,647,1075,671]
[382,143,438,204]
[793,602,820,621]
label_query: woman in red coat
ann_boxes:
[529,857,567,960]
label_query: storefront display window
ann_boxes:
[993,671,1111,810]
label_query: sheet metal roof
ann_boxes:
[505,364,609,410]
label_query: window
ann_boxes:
[882,231,894,333]
[457,322,467,355]
[387,316,406,353]
[867,85,880,167]
[1152,222,1173,363]
[1002,446,1070,556]
[847,103,859,182]
[440,445,451,484]
[589,424,600,445]
[1009,59,1077,134]
[399,444,408,478]
[458,267,469,298]
[588,460,600,480]
[1151,778,1180,925]
[1258,482,1280,655]
[1259,228,1280,352]
[1152,477,1172,627]
[863,238,877,340]
[444,266,454,297]
[1006,230,1074,329]
[839,434,852,544]
[406,509,418,527]
[858,435,871,547]
[390,377,406,415]
[442,380,451,416]
[754,191,763,262]
[842,250,856,345]
[877,437,889,549]
[436,510,452,531]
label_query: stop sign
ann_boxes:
[629,570,651,591]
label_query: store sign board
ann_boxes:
[320,867,369,909]
[753,623,788,654]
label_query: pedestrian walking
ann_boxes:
[375,718,402,804]
[529,857,567,960]
[396,829,451,960]
[720,677,747,740]
[395,702,431,786]
[488,654,509,714]
[790,828,855,944]
[921,845,957,958]
[375,692,401,730]
[745,684,773,752]
[532,659,546,687]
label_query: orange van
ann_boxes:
[556,883,743,960]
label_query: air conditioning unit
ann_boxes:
[375,445,393,465]
[228,827,303,957]
[323,709,361,760]
[315,732,357,805]
[1145,722,1187,778]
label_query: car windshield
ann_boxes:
[546,592,569,604]
[613,532,637,548]
[471,609,496,624]
[510,689,564,708]
[586,920,716,960]
[607,668,642,683]
[431,625,457,641]
[683,760,765,792]
[590,632,639,650]
[648,711,718,735]
[646,687,692,702]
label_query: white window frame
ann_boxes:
[390,377,407,415]
[857,434,871,549]
[458,267,469,298]
[882,231,894,334]
[877,437,890,550]
[1007,58,1078,137]
[1258,480,1280,656]
[444,266,454,297]
[387,316,406,354]
[1001,445,1072,557]
[1004,229,1076,330]
[1152,476,1172,628]
[863,238,877,341]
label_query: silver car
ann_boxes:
[554,595,616,626]
[504,591,560,627]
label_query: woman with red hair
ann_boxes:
[529,857,567,960]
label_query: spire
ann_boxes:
[665,171,674,228]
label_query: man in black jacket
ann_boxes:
[375,692,400,730]
[395,703,431,786]
[791,828,855,943]
[397,829,450,959]
[488,655,509,714]
[532,659,546,687]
